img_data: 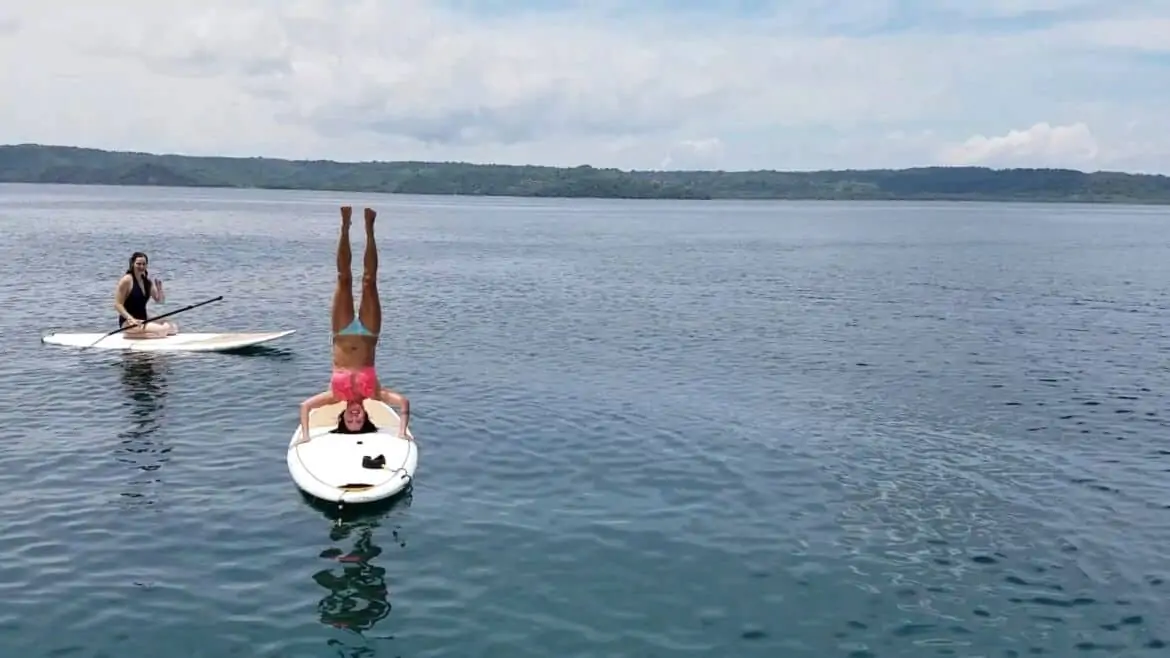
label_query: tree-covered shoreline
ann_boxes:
[2,143,1169,203]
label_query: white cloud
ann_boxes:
[0,16,19,37]
[0,0,1167,172]
[940,122,1099,167]
[659,138,726,170]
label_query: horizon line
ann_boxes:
[3,142,1164,179]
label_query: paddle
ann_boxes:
[84,295,224,349]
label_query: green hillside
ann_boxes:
[2,143,1168,203]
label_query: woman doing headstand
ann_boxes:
[298,206,410,442]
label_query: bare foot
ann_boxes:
[364,207,376,227]
[340,205,352,228]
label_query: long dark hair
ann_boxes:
[333,411,378,434]
[126,252,149,276]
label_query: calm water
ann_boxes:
[2,183,1170,657]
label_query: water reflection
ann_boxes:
[114,352,170,508]
[311,494,413,651]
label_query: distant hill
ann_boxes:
[1,143,1169,203]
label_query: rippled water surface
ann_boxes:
[2,183,1170,657]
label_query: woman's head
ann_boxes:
[126,252,148,276]
[335,401,377,434]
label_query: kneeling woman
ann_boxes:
[114,251,177,338]
[298,206,411,442]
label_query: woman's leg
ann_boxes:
[357,207,382,336]
[143,320,176,336]
[122,322,149,339]
[332,206,356,334]
[123,321,169,339]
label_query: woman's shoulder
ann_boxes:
[116,273,132,283]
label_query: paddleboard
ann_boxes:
[41,329,296,352]
[287,398,418,505]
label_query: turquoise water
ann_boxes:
[2,183,1170,657]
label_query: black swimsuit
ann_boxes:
[119,274,153,327]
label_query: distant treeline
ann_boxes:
[1,143,1169,203]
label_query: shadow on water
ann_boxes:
[220,344,296,360]
[114,352,170,508]
[311,492,414,654]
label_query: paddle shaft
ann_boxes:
[85,295,224,348]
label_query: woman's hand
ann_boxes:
[297,391,338,445]
[376,387,411,440]
[298,402,313,445]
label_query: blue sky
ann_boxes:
[0,0,1167,173]
[440,0,1143,35]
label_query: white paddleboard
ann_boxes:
[41,329,296,352]
[287,398,418,505]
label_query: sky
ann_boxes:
[0,0,1168,173]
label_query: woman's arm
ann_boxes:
[112,275,139,325]
[378,388,411,439]
[298,391,337,444]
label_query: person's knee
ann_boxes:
[361,272,378,290]
[337,271,353,285]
